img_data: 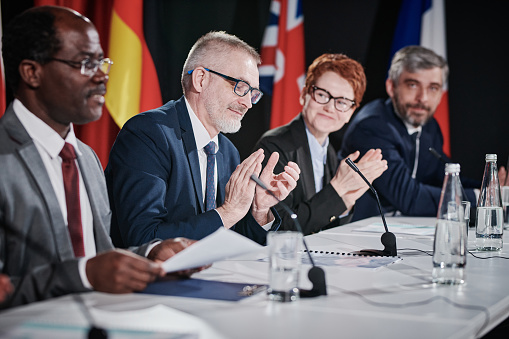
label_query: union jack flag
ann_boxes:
[259,0,306,129]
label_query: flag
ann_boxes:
[259,0,305,129]
[390,0,450,156]
[0,6,6,117]
[105,0,162,128]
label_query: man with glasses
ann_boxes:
[0,6,203,309]
[106,31,300,247]
[255,54,387,235]
[339,46,493,220]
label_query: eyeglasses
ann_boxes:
[47,57,113,76]
[187,68,263,104]
[310,85,356,112]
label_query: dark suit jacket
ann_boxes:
[255,114,352,235]
[0,105,150,308]
[106,96,279,247]
[340,98,479,221]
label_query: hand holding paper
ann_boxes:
[162,228,264,273]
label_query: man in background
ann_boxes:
[340,46,506,220]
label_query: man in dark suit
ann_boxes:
[339,46,500,220]
[106,32,300,247]
[0,6,200,309]
[255,54,387,234]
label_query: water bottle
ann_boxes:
[475,154,504,251]
[432,163,466,284]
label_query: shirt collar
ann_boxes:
[185,97,219,151]
[403,120,422,136]
[13,99,81,159]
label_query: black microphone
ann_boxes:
[250,174,327,297]
[428,147,446,164]
[1,224,108,339]
[428,147,469,202]
[345,158,397,256]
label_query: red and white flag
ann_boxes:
[259,0,305,129]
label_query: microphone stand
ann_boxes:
[345,159,397,256]
[250,175,327,297]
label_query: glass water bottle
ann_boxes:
[432,163,466,284]
[475,154,504,251]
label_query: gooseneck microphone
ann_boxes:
[250,174,327,297]
[345,158,397,256]
[428,147,446,164]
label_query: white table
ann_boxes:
[1,217,508,338]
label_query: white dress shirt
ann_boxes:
[304,123,329,193]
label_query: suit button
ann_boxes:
[329,216,337,222]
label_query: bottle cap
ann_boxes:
[445,163,460,173]
[485,154,497,161]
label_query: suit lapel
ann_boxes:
[324,144,338,186]
[292,116,316,200]
[76,146,113,252]
[176,98,205,212]
[3,108,75,261]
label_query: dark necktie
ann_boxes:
[203,141,217,211]
[60,142,85,257]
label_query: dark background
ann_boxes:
[2,0,508,180]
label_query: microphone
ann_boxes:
[428,147,469,201]
[1,224,108,339]
[345,158,397,256]
[428,147,446,164]
[250,174,327,297]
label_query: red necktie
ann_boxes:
[60,143,85,257]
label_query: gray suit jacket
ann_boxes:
[0,105,149,308]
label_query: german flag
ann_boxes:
[106,0,162,127]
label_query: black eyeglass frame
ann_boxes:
[187,68,263,104]
[310,85,356,112]
[46,57,113,76]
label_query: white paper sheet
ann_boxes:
[162,228,264,273]
[354,222,436,236]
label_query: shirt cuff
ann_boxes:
[145,241,162,257]
[262,219,275,231]
[78,257,93,290]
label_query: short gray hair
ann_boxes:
[181,31,261,94]
[388,46,449,87]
